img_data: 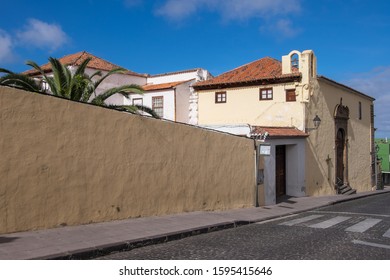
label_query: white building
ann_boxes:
[126,69,211,123]
[25,51,212,123]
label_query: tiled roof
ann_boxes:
[318,76,375,101]
[194,57,300,90]
[142,80,191,91]
[24,51,145,77]
[251,126,308,138]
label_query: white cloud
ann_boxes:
[344,66,390,137]
[155,0,202,21]
[218,0,301,21]
[260,19,301,38]
[16,19,69,51]
[0,30,14,63]
[155,0,301,21]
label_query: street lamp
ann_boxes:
[306,115,321,132]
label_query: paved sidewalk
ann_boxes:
[1,187,389,260]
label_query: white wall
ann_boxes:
[147,69,210,84]
[85,68,147,105]
[263,138,306,205]
[125,89,176,120]
[175,81,192,123]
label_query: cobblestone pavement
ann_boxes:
[1,187,389,259]
[96,193,390,260]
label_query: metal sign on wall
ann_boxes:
[258,143,271,156]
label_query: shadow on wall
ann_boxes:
[306,138,335,196]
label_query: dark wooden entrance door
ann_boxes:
[336,129,345,185]
[275,145,286,196]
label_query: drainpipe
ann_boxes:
[254,139,259,207]
[173,88,177,122]
[375,144,378,190]
[250,123,260,207]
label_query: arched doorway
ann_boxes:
[334,99,349,191]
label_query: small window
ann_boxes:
[132,98,143,106]
[215,91,227,103]
[260,88,273,100]
[358,101,362,120]
[286,89,296,102]
[152,96,164,118]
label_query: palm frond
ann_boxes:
[25,60,56,94]
[133,104,161,119]
[25,60,45,75]
[74,57,92,76]
[91,84,144,104]
[109,104,160,119]
[93,67,127,90]
[0,68,14,75]
[90,95,105,106]
[0,73,41,92]
[48,57,70,98]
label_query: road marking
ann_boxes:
[308,210,390,218]
[345,218,382,233]
[384,228,390,238]
[279,215,324,226]
[309,216,351,229]
[352,240,390,250]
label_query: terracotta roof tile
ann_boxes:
[142,80,190,91]
[24,51,145,77]
[194,57,300,89]
[251,126,308,138]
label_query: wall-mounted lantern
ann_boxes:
[306,115,321,132]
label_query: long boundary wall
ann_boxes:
[0,86,255,234]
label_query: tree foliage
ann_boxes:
[0,57,159,118]
[0,68,41,92]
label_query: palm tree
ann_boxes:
[0,68,41,92]
[26,57,144,105]
[1,57,159,118]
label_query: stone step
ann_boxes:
[338,184,357,195]
[343,188,357,195]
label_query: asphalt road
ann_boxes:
[96,193,390,260]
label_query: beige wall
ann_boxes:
[305,79,374,195]
[0,86,255,234]
[198,83,306,130]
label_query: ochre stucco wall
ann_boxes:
[198,83,306,130]
[305,79,374,195]
[0,86,255,234]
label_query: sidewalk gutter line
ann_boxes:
[44,222,240,260]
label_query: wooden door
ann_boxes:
[336,129,345,185]
[275,145,286,196]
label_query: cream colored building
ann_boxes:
[194,50,375,205]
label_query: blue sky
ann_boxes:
[1,0,389,137]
